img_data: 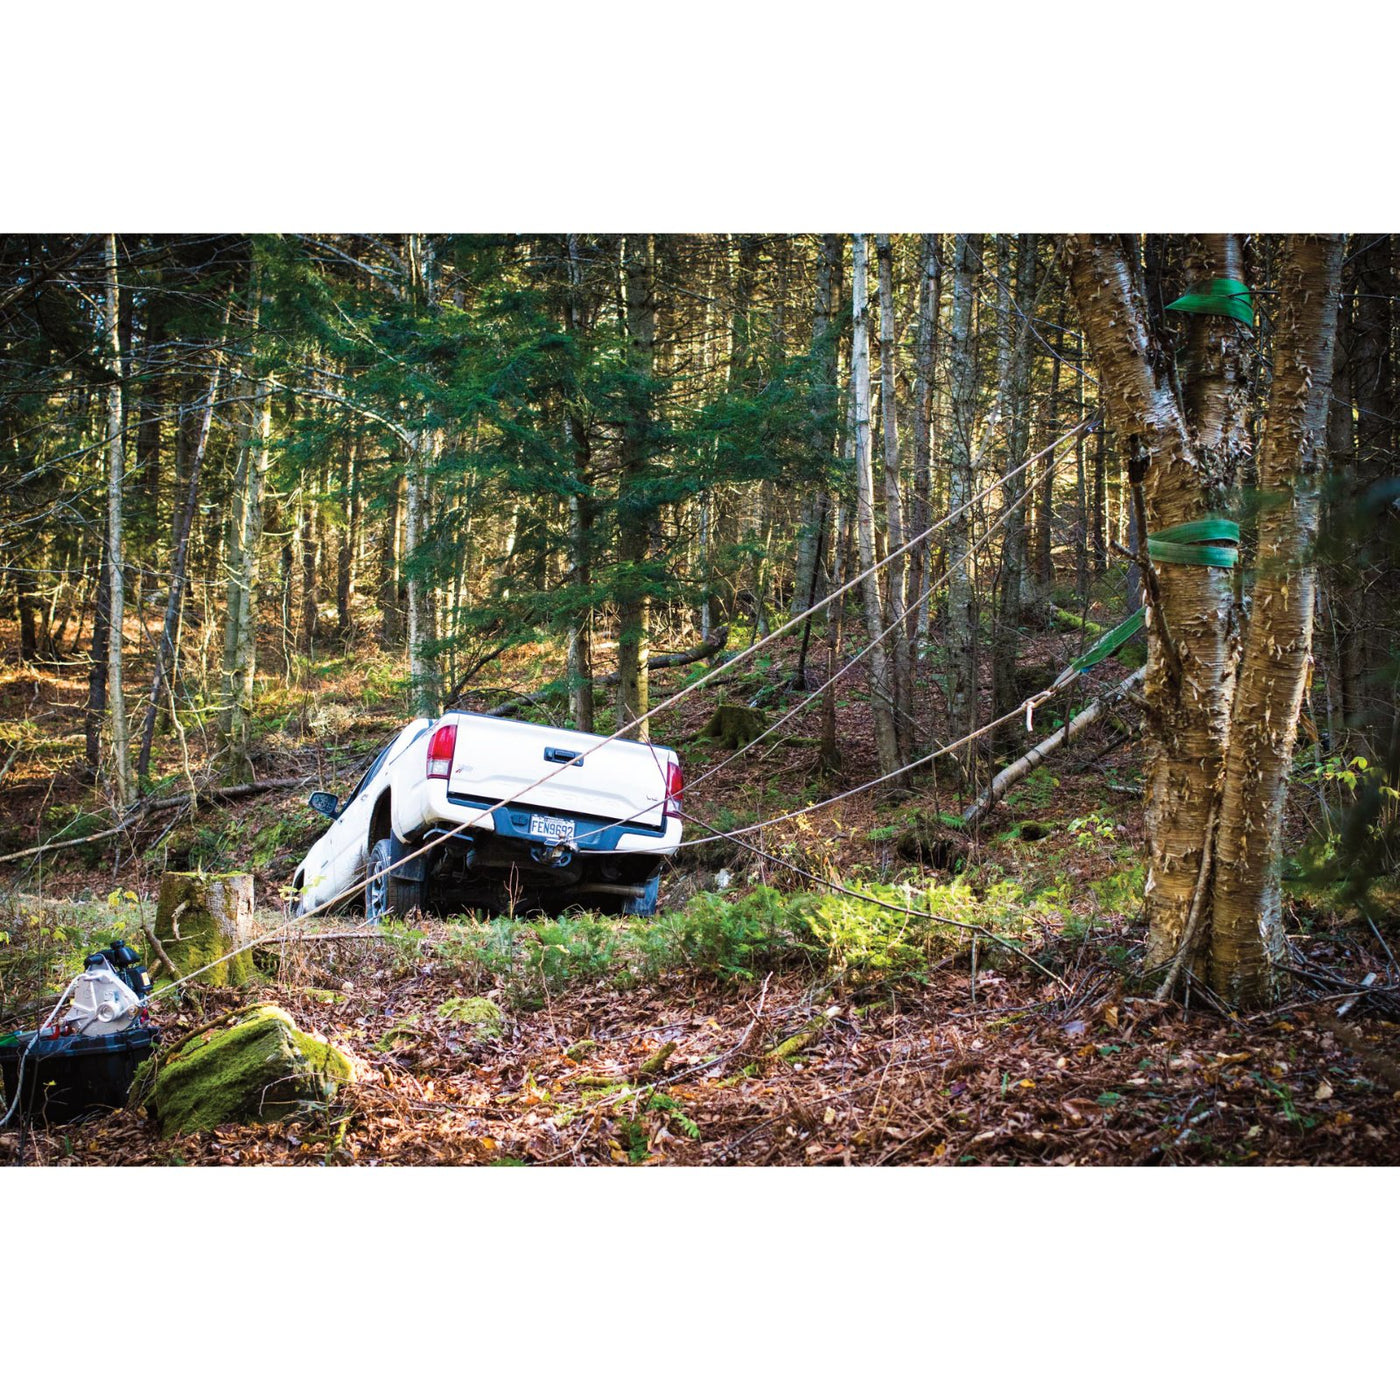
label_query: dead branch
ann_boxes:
[961,666,1146,827]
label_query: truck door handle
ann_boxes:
[544,747,582,766]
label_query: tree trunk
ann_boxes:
[103,234,132,807]
[943,233,982,778]
[851,234,901,777]
[875,235,913,754]
[220,370,273,783]
[564,233,595,733]
[378,476,403,645]
[1067,232,1339,1008]
[1209,235,1344,1003]
[138,321,226,786]
[617,233,657,738]
[791,233,841,622]
[84,537,110,781]
[1066,233,1244,975]
[992,235,1039,722]
[910,234,941,644]
[336,438,358,635]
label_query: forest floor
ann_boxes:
[2,601,1399,1166]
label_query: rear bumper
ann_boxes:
[423,787,681,856]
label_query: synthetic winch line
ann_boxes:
[544,433,1082,842]
[674,445,1066,802]
[676,664,1128,851]
[6,418,1099,1039]
[241,414,1100,931]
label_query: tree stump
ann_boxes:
[150,872,255,988]
[697,704,767,749]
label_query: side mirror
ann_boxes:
[308,791,340,820]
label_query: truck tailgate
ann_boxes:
[445,713,672,828]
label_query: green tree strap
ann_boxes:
[1070,607,1145,674]
[1147,517,1240,568]
[1166,277,1254,328]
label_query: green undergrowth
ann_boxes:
[422,880,1050,1008]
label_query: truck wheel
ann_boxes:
[366,837,423,923]
[620,875,661,917]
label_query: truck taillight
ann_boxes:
[427,723,457,780]
[664,759,683,819]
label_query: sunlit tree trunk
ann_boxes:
[219,371,273,782]
[992,234,1039,723]
[792,233,841,621]
[851,234,901,777]
[943,233,982,777]
[875,234,911,757]
[1209,235,1344,1003]
[911,234,940,645]
[1067,233,1245,975]
[617,233,656,738]
[103,234,132,807]
[1066,233,1343,1008]
[404,234,441,717]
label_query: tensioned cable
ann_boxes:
[509,429,1085,842]
[251,414,1099,927]
[676,664,1124,851]
[3,418,1098,1052]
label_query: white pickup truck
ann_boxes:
[291,711,683,921]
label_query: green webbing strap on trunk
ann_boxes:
[1166,277,1254,328]
[1146,517,1240,568]
[1061,517,1238,678]
[1069,607,1146,674]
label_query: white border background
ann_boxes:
[4,1,1396,1391]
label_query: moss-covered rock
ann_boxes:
[150,872,255,988]
[437,996,503,1042]
[134,1004,355,1137]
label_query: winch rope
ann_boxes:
[583,439,1072,838]
[167,414,1100,947]
[3,419,1100,1059]
[675,662,1138,852]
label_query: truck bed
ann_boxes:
[442,711,675,829]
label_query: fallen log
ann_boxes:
[0,776,310,866]
[961,666,1146,828]
[483,627,729,719]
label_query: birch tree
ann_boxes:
[103,234,132,807]
[910,234,941,644]
[875,234,912,751]
[1067,232,1343,1005]
[851,234,901,775]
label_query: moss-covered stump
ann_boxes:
[437,996,504,1043]
[134,1004,355,1137]
[697,704,768,749]
[151,872,255,987]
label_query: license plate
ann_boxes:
[529,814,576,842]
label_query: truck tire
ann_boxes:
[620,874,661,917]
[366,837,423,923]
